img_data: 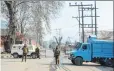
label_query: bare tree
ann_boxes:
[30,1,64,46]
[98,31,113,40]
[2,1,64,46]
[54,36,62,46]
[81,30,113,41]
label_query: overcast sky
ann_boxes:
[44,1,113,43]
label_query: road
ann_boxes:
[1,49,114,71]
[61,56,114,71]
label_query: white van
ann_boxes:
[11,44,37,59]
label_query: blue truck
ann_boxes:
[68,35,114,67]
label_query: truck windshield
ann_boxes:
[75,43,82,50]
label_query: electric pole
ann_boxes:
[95,0,97,36]
[69,2,99,42]
[91,4,93,34]
[81,2,85,42]
[70,2,91,42]
[78,6,81,41]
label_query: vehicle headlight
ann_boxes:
[70,53,75,58]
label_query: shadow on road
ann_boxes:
[62,62,113,71]
[62,62,106,67]
[62,63,74,66]
[49,60,58,71]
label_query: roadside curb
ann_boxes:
[1,54,13,58]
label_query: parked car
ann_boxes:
[11,44,37,59]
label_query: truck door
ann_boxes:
[81,44,91,61]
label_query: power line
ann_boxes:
[69,2,99,42]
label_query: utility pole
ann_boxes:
[81,2,84,42]
[69,2,99,42]
[95,0,97,36]
[91,4,93,34]
[70,2,91,42]
[78,6,81,41]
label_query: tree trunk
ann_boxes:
[5,1,16,45]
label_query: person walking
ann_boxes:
[22,44,28,62]
[35,47,40,59]
[54,46,60,65]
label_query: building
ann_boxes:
[80,30,113,42]
[0,19,8,52]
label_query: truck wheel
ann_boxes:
[13,53,19,58]
[99,61,105,66]
[106,59,113,67]
[99,59,105,66]
[31,54,37,59]
[75,57,83,66]
[71,60,75,65]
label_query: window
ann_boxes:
[75,43,82,50]
[82,45,87,50]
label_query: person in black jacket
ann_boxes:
[22,44,28,62]
[35,47,40,59]
[54,46,60,65]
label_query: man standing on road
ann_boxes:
[54,46,60,65]
[22,44,28,62]
[35,47,40,59]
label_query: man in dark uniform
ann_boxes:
[35,47,40,59]
[22,44,28,62]
[54,46,60,65]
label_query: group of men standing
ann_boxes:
[21,44,60,65]
[22,44,40,62]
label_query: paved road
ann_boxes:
[1,50,114,71]
[1,49,55,71]
[59,54,114,71]
[1,58,53,71]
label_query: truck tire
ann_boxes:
[75,57,83,66]
[31,53,37,59]
[13,53,19,58]
[99,61,105,66]
[105,59,113,67]
[71,60,75,65]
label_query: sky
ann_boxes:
[44,1,113,43]
[0,19,8,29]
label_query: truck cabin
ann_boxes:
[74,35,96,50]
[74,43,90,51]
[75,42,82,50]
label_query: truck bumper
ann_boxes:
[68,57,72,60]
[68,55,75,60]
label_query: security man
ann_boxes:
[22,44,28,62]
[54,46,60,65]
[35,47,40,59]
